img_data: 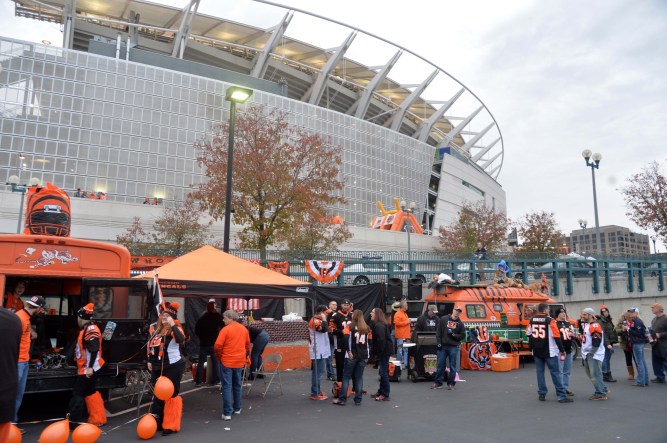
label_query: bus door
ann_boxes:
[81,278,151,368]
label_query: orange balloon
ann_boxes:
[72,423,102,443]
[39,418,70,443]
[154,376,174,400]
[137,414,157,440]
[7,424,22,443]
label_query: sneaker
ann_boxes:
[447,385,454,390]
[651,378,666,384]
[331,399,345,406]
[370,392,381,399]
[221,415,231,421]
[431,384,444,390]
[309,395,320,400]
[375,395,390,401]
[162,429,176,436]
[233,410,241,415]
[589,395,608,401]
[327,375,335,381]
[558,398,574,403]
[195,383,202,387]
[633,383,647,387]
[538,394,546,401]
[566,390,574,396]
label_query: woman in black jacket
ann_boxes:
[370,308,392,401]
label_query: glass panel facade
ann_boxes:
[0,38,432,228]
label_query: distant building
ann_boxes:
[567,225,650,256]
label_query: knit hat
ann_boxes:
[162,301,180,319]
[77,303,94,320]
[496,260,510,275]
[582,308,596,316]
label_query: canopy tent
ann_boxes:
[137,245,313,300]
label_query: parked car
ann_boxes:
[530,257,595,279]
[345,262,426,286]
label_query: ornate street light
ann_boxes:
[582,150,603,255]
[650,235,657,255]
[222,86,253,253]
[400,200,416,277]
[578,219,588,254]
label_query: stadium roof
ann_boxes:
[14,0,504,178]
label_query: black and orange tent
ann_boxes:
[138,245,313,301]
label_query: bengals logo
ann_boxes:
[468,342,493,369]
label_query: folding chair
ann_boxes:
[246,353,283,398]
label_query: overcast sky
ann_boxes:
[1,0,666,249]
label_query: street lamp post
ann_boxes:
[6,175,42,233]
[650,235,657,254]
[400,200,416,278]
[222,86,253,253]
[581,150,603,255]
[578,219,587,253]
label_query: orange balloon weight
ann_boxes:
[72,423,102,443]
[39,418,70,443]
[7,423,23,443]
[154,376,174,400]
[137,414,157,440]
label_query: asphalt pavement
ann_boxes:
[18,348,667,443]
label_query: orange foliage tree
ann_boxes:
[194,104,346,259]
[621,161,667,243]
[513,210,564,253]
[438,201,509,254]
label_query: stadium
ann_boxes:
[0,0,506,251]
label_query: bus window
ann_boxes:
[466,304,486,319]
[89,286,113,318]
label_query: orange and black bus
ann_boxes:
[0,234,153,394]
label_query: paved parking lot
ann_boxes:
[20,349,667,442]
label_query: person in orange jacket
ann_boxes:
[3,281,26,312]
[67,303,107,429]
[393,300,411,367]
[214,310,250,421]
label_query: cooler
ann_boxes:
[491,354,514,372]
[388,359,403,382]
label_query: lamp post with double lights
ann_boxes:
[581,150,603,255]
[400,200,416,277]
[650,235,657,255]
[222,86,253,253]
[6,175,42,233]
[578,219,588,253]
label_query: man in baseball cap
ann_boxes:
[13,295,45,426]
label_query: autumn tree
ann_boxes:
[276,212,352,258]
[620,161,667,243]
[116,197,212,255]
[437,201,509,253]
[116,216,152,255]
[194,104,346,259]
[513,210,564,253]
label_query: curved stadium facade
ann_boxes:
[0,0,506,250]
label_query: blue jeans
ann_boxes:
[534,355,567,400]
[250,331,270,375]
[602,346,614,373]
[326,342,335,378]
[339,358,367,404]
[377,354,390,397]
[220,364,243,416]
[583,353,607,396]
[651,344,667,380]
[396,339,408,366]
[632,344,649,386]
[14,361,29,422]
[558,352,573,391]
[434,346,459,387]
[310,358,325,396]
[195,346,219,385]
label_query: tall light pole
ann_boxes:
[222,86,253,253]
[6,175,42,233]
[581,150,603,255]
[400,200,416,277]
[650,235,657,254]
[578,219,587,254]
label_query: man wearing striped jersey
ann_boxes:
[580,307,609,399]
[527,303,573,403]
